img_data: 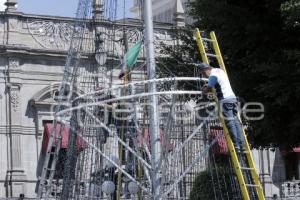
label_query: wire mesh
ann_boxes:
[36,0,250,200]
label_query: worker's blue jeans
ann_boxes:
[220,99,245,149]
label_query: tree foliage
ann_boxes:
[189,167,239,200]
[156,29,200,78]
[187,0,300,149]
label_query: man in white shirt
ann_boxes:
[198,63,245,152]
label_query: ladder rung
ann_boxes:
[202,38,215,42]
[246,184,259,187]
[44,167,55,171]
[241,167,255,171]
[241,151,251,154]
[206,53,219,58]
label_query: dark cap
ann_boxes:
[196,63,211,70]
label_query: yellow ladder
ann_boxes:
[195,28,265,200]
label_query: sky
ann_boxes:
[0,0,134,19]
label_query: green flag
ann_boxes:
[119,40,143,79]
[125,40,143,68]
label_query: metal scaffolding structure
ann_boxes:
[36,0,251,200]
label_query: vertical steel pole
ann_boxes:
[144,0,162,199]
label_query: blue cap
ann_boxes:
[197,63,211,70]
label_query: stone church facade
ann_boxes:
[0,1,176,198]
[0,8,79,198]
[0,1,297,199]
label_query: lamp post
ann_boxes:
[95,40,107,66]
[93,0,107,67]
[144,0,162,199]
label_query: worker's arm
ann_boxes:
[203,76,217,93]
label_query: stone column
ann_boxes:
[93,0,104,21]
[5,0,21,46]
[5,0,18,13]
[9,83,22,168]
[5,56,27,197]
[174,0,185,28]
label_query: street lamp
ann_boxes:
[95,33,107,66]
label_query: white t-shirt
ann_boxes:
[208,68,236,100]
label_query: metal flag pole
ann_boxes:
[144,0,162,199]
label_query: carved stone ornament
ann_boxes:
[10,90,20,112]
[112,28,174,57]
[27,20,76,50]
[8,58,20,69]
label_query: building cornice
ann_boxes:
[0,44,68,57]
[0,11,174,30]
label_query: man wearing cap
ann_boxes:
[198,63,245,152]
